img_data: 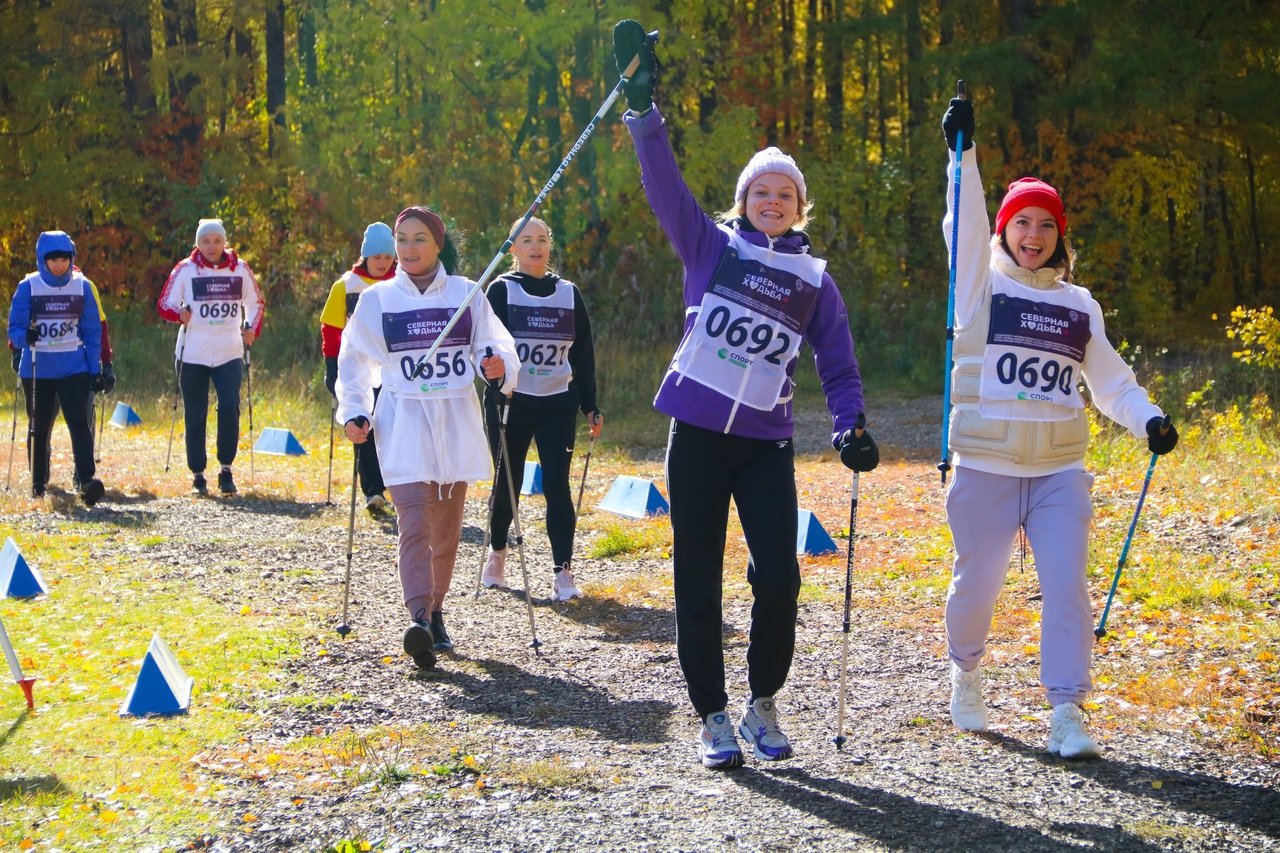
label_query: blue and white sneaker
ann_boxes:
[738,697,793,761]
[698,711,744,769]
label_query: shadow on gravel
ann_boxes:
[551,597,677,645]
[459,524,485,546]
[219,497,329,519]
[80,507,157,528]
[433,655,674,743]
[982,731,1280,838]
[730,765,1162,851]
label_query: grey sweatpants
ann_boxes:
[388,481,468,619]
[944,465,1095,706]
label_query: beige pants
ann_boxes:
[388,481,468,618]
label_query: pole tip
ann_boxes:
[833,735,846,750]
[1093,627,1106,640]
[336,623,352,638]
[18,677,35,709]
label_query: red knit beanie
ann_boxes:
[995,177,1067,236]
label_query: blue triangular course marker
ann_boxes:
[119,633,193,717]
[599,476,670,519]
[253,427,308,456]
[108,402,142,428]
[796,509,839,556]
[520,461,543,496]
[0,537,48,599]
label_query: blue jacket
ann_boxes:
[7,231,102,379]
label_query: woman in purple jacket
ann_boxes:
[615,21,880,770]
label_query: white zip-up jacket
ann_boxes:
[335,266,519,487]
[157,249,264,367]
[943,147,1163,477]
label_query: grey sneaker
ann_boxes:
[738,697,793,761]
[481,548,507,589]
[552,566,583,601]
[1048,703,1101,759]
[698,711,743,769]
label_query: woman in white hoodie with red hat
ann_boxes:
[939,93,1178,759]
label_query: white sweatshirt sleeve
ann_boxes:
[335,288,385,425]
[1081,297,1164,437]
[468,287,520,394]
[943,147,992,329]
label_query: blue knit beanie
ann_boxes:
[361,222,395,258]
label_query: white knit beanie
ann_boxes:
[194,218,226,244]
[734,147,807,206]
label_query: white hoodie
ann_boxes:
[335,266,519,487]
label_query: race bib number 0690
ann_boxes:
[993,352,1074,397]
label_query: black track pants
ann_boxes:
[665,419,801,719]
[180,358,242,473]
[23,372,95,489]
[485,398,577,569]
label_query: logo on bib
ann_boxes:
[1017,391,1054,402]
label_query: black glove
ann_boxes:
[89,372,105,393]
[101,362,116,394]
[324,356,338,397]
[837,427,880,473]
[9,349,19,374]
[1146,416,1178,455]
[613,20,658,113]
[942,97,974,151]
[25,324,38,346]
[347,415,369,430]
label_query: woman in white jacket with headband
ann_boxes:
[337,206,519,670]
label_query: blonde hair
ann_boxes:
[506,216,557,274]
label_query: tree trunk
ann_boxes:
[161,0,200,150]
[120,0,154,117]
[1245,147,1264,299]
[266,0,286,156]
[823,0,844,139]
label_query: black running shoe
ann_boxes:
[32,484,46,499]
[192,473,208,495]
[430,611,454,652]
[403,617,437,670]
[79,478,105,507]
[218,469,236,494]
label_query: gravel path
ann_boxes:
[73,398,1280,850]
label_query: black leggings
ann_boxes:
[485,397,577,569]
[23,372,95,489]
[180,358,242,474]
[665,419,801,719]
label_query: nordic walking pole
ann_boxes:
[1095,416,1169,639]
[574,424,599,520]
[409,29,659,381]
[164,339,186,472]
[0,614,36,709]
[5,374,19,492]
[833,413,865,751]
[325,397,337,506]
[473,385,496,598]
[27,339,37,494]
[486,348,542,653]
[337,440,360,638]
[94,386,107,463]
[243,330,255,487]
[939,79,968,485]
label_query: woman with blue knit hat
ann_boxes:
[614,20,880,769]
[7,230,106,504]
[320,222,396,512]
[157,218,265,495]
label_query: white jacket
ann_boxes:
[335,267,519,487]
[158,252,264,367]
[943,147,1163,477]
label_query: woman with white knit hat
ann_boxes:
[615,21,879,770]
[157,218,265,495]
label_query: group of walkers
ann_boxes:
[6,18,1180,771]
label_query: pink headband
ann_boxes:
[394,206,446,249]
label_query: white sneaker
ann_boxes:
[365,493,390,514]
[481,548,507,588]
[950,662,989,732]
[1048,703,1101,759]
[738,697,793,760]
[552,567,583,601]
[698,711,743,769]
